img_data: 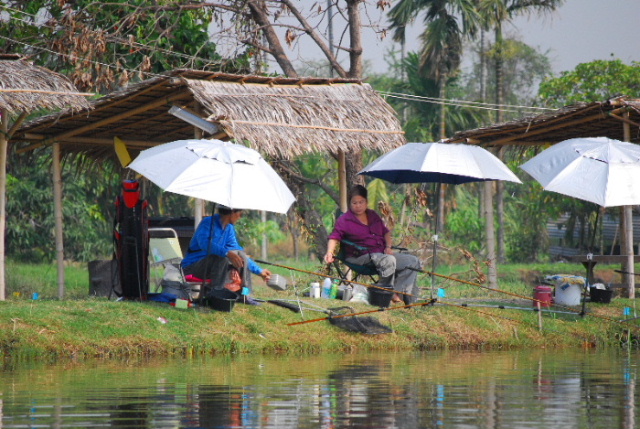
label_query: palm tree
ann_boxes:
[478,0,563,264]
[388,0,479,140]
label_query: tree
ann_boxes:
[2,1,395,261]
[0,0,228,92]
[539,59,640,107]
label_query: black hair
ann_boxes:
[349,184,368,201]
[218,206,243,216]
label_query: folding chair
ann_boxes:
[148,227,201,299]
[331,239,380,285]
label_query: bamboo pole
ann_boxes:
[52,142,65,299]
[623,117,635,298]
[338,150,347,213]
[0,109,7,300]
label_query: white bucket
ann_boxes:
[555,282,582,306]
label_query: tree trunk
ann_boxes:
[247,1,299,77]
[494,25,506,265]
[345,0,364,78]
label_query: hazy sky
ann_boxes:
[361,0,639,75]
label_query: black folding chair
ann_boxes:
[331,240,380,285]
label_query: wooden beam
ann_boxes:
[16,90,193,152]
[608,111,640,128]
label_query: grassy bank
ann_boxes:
[2,258,638,361]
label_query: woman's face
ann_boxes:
[350,195,368,216]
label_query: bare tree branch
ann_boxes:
[281,0,347,77]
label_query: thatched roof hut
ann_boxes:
[0,54,91,114]
[13,69,405,160]
[444,97,640,147]
[0,54,92,301]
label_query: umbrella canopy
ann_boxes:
[520,137,640,207]
[359,142,522,184]
[128,139,296,214]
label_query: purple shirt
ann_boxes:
[329,209,390,258]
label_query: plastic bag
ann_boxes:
[349,284,369,303]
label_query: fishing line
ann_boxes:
[410,267,640,332]
[287,299,438,326]
[255,259,413,297]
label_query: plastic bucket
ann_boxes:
[590,287,613,304]
[369,287,393,308]
[533,285,553,307]
[555,282,582,306]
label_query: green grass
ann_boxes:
[1,258,639,361]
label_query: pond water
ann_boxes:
[0,348,637,428]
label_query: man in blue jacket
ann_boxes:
[182,206,271,305]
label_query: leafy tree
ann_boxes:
[0,0,229,92]
[539,59,640,107]
[464,37,553,120]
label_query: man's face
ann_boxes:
[229,210,243,224]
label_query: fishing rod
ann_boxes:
[287,299,437,326]
[255,259,413,297]
[615,270,640,277]
[408,266,562,309]
[445,302,580,316]
[409,266,640,330]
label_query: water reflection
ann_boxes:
[0,349,638,428]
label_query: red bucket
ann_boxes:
[533,285,553,307]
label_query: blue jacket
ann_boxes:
[181,214,263,275]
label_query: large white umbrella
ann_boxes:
[128,139,296,214]
[359,142,522,184]
[520,136,640,207]
[359,142,521,298]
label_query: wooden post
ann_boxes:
[484,181,498,288]
[0,109,7,300]
[623,117,635,298]
[52,142,65,299]
[193,113,204,227]
[338,150,347,213]
[537,302,543,331]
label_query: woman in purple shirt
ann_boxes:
[324,185,421,304]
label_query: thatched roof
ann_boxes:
[12,69,405,160]
[0,54,91,115]
[445,97,640,147]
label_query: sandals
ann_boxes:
[391,294,403,304]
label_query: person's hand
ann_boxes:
[324,252,335,264]
[260,269,272,282]
[227,250,244,270]
[384,246,394,255]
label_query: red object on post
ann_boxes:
[122,180,140,208]
[533,285,553,307]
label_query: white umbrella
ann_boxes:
[359,142,522,184]
[520,137,640,207]
[128,139,296,214]
[359,142,521,298]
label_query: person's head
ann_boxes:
[348,184,368,215]
[218,205,244,224]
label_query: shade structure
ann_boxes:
[359,142,522,185]
[520,137,640,207]
[359,141,521,299]
[128,139,296,214]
